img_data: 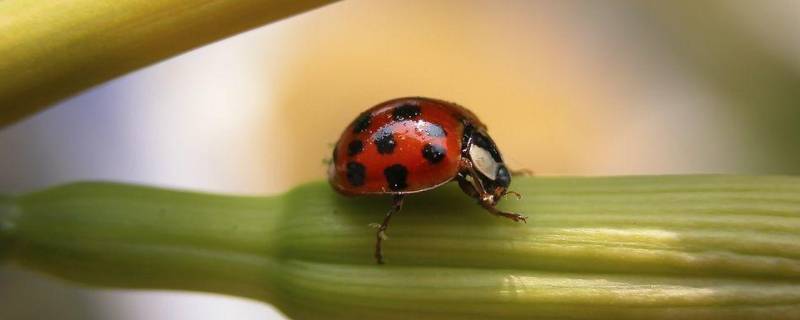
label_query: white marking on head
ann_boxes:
[469,145,498,180]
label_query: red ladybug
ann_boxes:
[329,97,526,264]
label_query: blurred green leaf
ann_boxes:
[640,1,800,173]
[0,0,337,128]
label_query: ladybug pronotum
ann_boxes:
[329,97,526,264]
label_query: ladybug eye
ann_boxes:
[496,166,511,187]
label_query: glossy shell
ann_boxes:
[329,97,485,195]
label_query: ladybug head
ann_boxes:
[462,127,513,205]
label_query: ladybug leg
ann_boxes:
[502,190,523,200]
[374,194,405,264]
[457,172,480,198]
[510,168,534,177]
[459,159,527,223]
[478,200,527,223]
[458,158,489,195]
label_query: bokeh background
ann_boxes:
[2,0,800,319]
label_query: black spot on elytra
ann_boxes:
[384,164,408,191]
[374,128,396,154]
[422,143,446,164]
[346,162,366,186]
[392,103,421,121]
[347,140,363,156]
[422,123,446,137]
[352,113,371,133]
[332,143,338,163]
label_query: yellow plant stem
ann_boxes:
[2,176,800,319]
[0,0,337,127]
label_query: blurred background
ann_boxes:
[2,0,800,319]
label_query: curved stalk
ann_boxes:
[2,175,800,319]
[0,0,338,128]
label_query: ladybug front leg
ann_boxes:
[374,194,404,264]
[456,172,480,199]
[458,158,489,195]
[458,157,494,195]
[458,159,527,223]
[478,199,527,223]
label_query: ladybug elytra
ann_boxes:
[329,97,526,264]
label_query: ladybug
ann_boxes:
[329,97,526,264]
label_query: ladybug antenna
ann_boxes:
[502,190,522,200]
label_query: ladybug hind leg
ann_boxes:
[374,194,404,264]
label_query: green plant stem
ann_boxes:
[0,0,337,128]
[2,176,800,319]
